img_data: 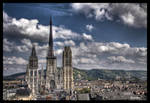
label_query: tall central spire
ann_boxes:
[48,16,54,57]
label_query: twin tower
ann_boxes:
[25,17,74,96]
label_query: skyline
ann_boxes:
[3,3,147,76]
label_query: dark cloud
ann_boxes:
[71,3,147,28]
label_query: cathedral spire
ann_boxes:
[48,16,54,57]
[31,44,37,57]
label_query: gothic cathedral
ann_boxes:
[25,17,74,95]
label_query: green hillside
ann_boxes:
[73,68,147,81]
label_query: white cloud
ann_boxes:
[71,3,110,21]
[55,40,76,47]
[38,59,46,64]
[3,36,147,71]
[21,38,32,48]
[86,24,94,31]
[3,38,48,55]
[109,42,130,49]
[3,11,11,23]
[121,12,135,26]
[71,3,109,21]
[64,40,75,46]
[53,26,80,40]
[3,56,28,65]
[55,49,63,56]
[15,45,29,52]
[55,41,64,47]
[82,33,93,41]
[3,9,147,75]
[3,11,81,42]
[79,58,95,64]
[71,3,147,28]
[107,56,135,64]
[3,38,30,53]
[72,41,147,70]
[3,38,14,52]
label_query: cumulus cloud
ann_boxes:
[3,11,95,44]
[3,11,11,23]
[107,56,135,64]
[53,26,80,40]
[3,38,14,52]
[38,59,46,64]
[121,12,135,26]
[71,3,110,21]
[3,37,147,71]
[3,38,30,53]
[3,10,147,75]
[55,40,76,48]
[15,45,29,52]
[55,41,64,47]
[71,3,147,28]
[21,38,32,48]
[64,40,76,46]
[3,37,70,58]
[82,33,93,41]
[79,58,95,64]
[86,24,94,31]
[3,56,27,65]
[72,42,147,70]
[55,49,63,56]
[3,39,147,74]
[3,11,81,42]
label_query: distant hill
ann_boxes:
[73,68,147,81]
[3,67,147,81]
[3,72,26,80]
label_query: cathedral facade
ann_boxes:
[25,17,74,95]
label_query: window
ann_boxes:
[35,71,37,76]
[66,57,71,66]
[30,71,33,76]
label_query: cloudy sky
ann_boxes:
[3,3,147,76]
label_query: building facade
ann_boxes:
[63,46,74,92]
[26,17,74,95]
[26,45,39,96]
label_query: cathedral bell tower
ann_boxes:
[27,45,39,96]
[63,46,74,92]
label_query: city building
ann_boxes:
[77,93,90,100]
[25,17,74,97]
